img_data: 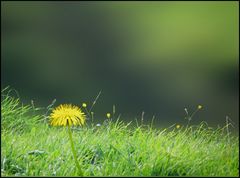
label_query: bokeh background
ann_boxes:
[1,1,239,132]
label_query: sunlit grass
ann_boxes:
[1,87,43,134]
[1,88,239,176]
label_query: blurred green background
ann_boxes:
[1,2,239,131]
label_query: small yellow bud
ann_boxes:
[176,125,181,129]
[82,103,87,108]
[198,105,202,110]
[106,113,111,119]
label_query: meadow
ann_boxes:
[1,88,239,176]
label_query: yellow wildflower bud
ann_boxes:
[106,113,111,119]
[82,103,87,108]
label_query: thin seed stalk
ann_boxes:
[67,124,84,176]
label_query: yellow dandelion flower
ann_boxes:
[50,104,86,126]
[176,124,181,129]
[106,113,111,119]
[198,105,203,110]
[82,103,87,108]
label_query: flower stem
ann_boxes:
[67,124,84,176]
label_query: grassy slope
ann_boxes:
[1,90,239,176]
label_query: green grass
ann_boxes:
[1,88,239,176]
